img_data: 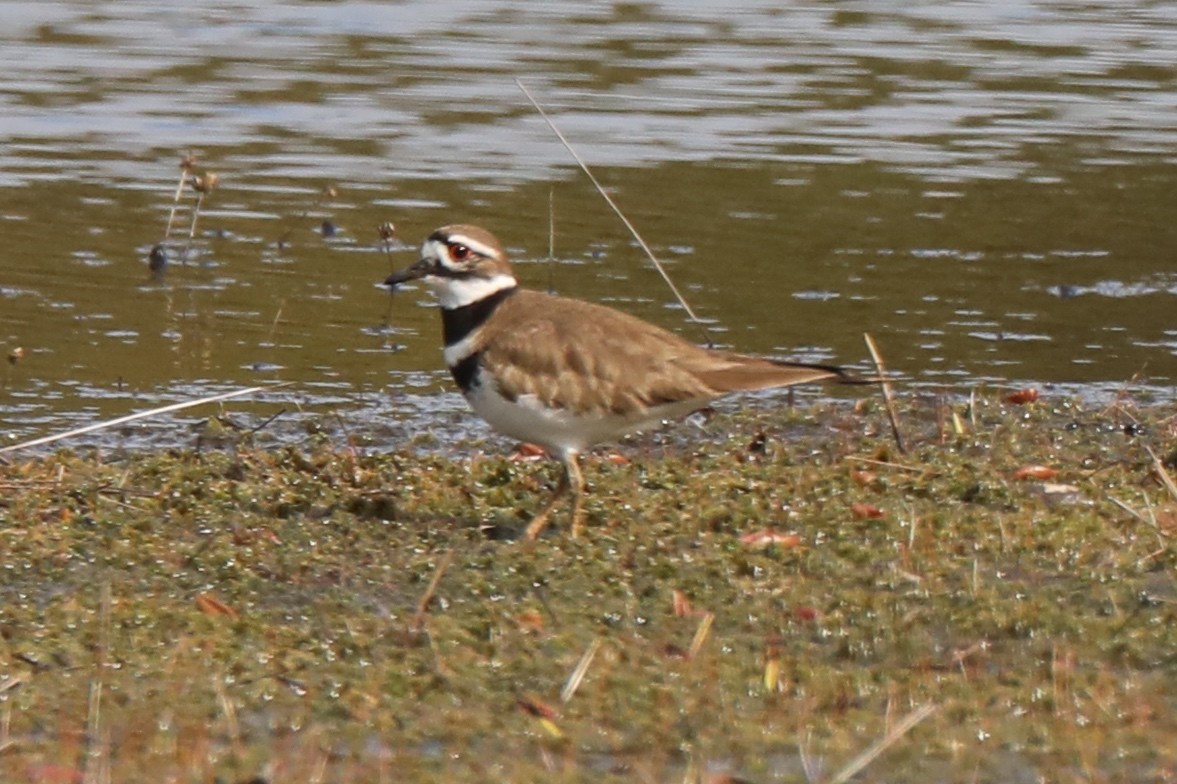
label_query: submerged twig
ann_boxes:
[516,79,713,347]
[0,382,291,455]
[864,332,906,454]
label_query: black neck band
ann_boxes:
[440,285,518,346]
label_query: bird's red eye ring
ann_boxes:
[448,243,471,261]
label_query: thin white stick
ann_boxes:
[516,79,712,345]
[561,637,602,704]
[0,383,290,455]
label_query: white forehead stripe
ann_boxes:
[442,232,500,259]
[419,237,455,270]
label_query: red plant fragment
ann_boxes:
[510,443,547,461]
[195,593,239,620]
[25,766,83,784]
[851,502,885,519]
[1014,465,1059,480]
[1005,388,1040,404]
[850,469,878,487]
[516,694,558,720]
[516,610,545,632]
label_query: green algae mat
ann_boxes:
[1,393,1175,782]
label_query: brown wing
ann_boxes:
[684,351,846,392]
[477,290,841,417]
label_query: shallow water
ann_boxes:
[1,0,1175,450]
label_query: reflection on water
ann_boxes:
[1,0,1175,446]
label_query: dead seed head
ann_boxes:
[7,346,24,365]
[191,173,219,194]
[378,222,397,241]
[180,153,198,170]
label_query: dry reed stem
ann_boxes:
[515,79,713,347]
[863,332,906,454]
[0,382,291,455]
[162,155,196,240]
[187,193,206,241]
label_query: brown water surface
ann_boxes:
[1,1,1175,447]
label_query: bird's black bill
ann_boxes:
[380,258,432,291]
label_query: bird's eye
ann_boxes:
[449,243,471,261]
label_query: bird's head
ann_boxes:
[381,224,517,309]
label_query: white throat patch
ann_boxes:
[427,272,517,309]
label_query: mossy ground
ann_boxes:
[1,392,1176,782]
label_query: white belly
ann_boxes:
[463,380,704,456]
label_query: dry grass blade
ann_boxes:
[0,703,13,754]
[516,79,713,347]
[411,550,455,631]
[1107,494,1167,539]
[1098,369,1146,418]
[826,703,936,784]
[0,382,291,455]
[1146,446,1177,501]
[0,674,28,695]
[844,456,933,475]
[82,582,112,784]
[214,674,243,758]
[863,332,906,454]
[687,612,714,660]
[561,637,603,704]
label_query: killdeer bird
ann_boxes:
[382,224,861,540]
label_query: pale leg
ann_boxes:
[566,454,587,539]
[524,450,585,541]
